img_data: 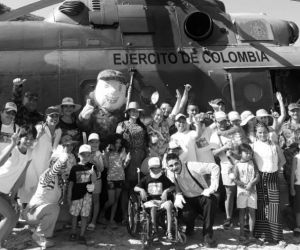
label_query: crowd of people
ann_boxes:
[0,78,300,249]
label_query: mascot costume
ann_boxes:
[77,69,127,148]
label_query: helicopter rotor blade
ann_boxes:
[0,0,64,21]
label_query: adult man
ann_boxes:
[11,78,44,126]
[166,153,220,247]
[171,113,202,162]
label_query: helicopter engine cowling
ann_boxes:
[184,11,214,41]
[288,21,299,45]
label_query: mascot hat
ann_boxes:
[97,69,127,85]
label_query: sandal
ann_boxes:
[87,223,96,231]
[69,233,76,242]
[78,235,86,245]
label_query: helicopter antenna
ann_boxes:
[0,0,64,22]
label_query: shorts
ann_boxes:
[93,179,102,194]
[222,173,236,186]
[293,185,300,213]
[237,191,257,209]
[70,193,92,217]
[143,200,173,210]
[107,180,125,190]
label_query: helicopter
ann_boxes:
[0,0,299,115]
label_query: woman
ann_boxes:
[0,125,37,250]
[0,102,19,153]
[57,97,82,154]
[252,122,286,242]
[116,102,147,223]
[241,111,256,144]
[18,107,62,204]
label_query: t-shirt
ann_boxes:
[235,161,257,195]
[171,130,197,162]
[136,174,174,201]
[195,127,215,163]
[0,123,19,153]
[210,132,233,173]
[0,146,32,194]
[107,151,125,181]
[59,119,82,154]
[68,163,93,200]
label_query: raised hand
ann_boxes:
[175,89,181,99]
[11,128,21,146]
[81,99,94,119]
[13,78,26,86]
[184,84,192,91]
[208,101,220,112]
[276,92,283,102]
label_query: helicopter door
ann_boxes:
[227,69,274,113]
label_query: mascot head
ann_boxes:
[92,69,127,112]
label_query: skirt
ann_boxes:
[254,171,283,241]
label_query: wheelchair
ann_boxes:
[126,168,187,249]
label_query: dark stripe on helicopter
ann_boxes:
[113,51,270,65]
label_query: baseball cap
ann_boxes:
[4,102,17,112]
[79,144,92,154]
[288,103,300,111]
[175,113,186,121]
[211,98,225,105]
[215,111,227,122]
[228,111,241,121]
[256,109,271,117]
[88,133,99,141]
[45,106,60,116]
[148,157,161,169]
[25,92,38,100]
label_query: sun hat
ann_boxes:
[228,111,241,121]
[57,97,81,113]
[88,133,99,141]
[79,144,91,154]
[4,102,17,112]
[288,103,300,111]
[148,157,161,169]
[240,111,255,126]
[175,113,186,121]
[124,102,144,113]
[256,109,271,117]
[215,111,227,122]
[61,134,78,145]
[45,106,60,116]
[211,98,225,105]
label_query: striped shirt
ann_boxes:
[168,161,220,198]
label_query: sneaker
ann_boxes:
[204,234,215,248]
[166,230,174,242]
[152,231,159,243]
[32,232,54,248]
[222,219,233,230]
[109,221,118,230]
[294,228,300,238]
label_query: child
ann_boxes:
[68,144,96,244]
[134,157,175,242]
[98,134,130,229]
[87,133,104,231]
[0,125,37,249]
[230,144,260,241]
[290,150,300,237]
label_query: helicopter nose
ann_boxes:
[184,12,213,41]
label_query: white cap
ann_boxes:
[4,102,17,112]
[79,144,91,154]
[175,113,186,121]
[215,111,227,122]
[88,133,99,141]
[256,109,271,117]
[228,111,241,121]
[240,111,255,126]
[148,157,161,169]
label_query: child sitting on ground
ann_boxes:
[86,133,104,231]
[68,145,96,244]
[230,144,260,241]
[134,157,175,242]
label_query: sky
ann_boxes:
[1,0,300,46]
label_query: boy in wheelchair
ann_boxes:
[134,157,175,242]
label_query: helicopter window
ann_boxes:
[243,83,262,103]
[140,86,159,106]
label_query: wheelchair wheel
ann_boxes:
[177,232,187,245]
[127,190,140,238]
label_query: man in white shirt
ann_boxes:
[170,113,202,162]
[166,153,220,248]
